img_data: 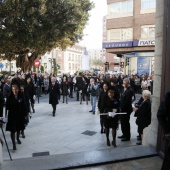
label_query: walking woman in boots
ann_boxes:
[49,77,60,117]
[98,83,108,134]
[20,85,30,139]
[102,89,120,147]
[61,75,69,104]
[6,85,25,150]
[25,77,36,113]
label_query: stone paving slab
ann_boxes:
[3,145,158,170]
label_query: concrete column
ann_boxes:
[0,143,3,170]
[143,0,164,147]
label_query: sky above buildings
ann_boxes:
[79,0,107,49]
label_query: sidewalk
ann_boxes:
[2,94,141,160]
[70,156,162,170]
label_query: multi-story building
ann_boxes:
[88,49,103,70]
[41,44,84,75]
[102,16,121,72]
[103,0,156,75]
[0,60,17,73]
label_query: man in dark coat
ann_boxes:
[157,91,170,170]
[49,77,60,117]
[75,73,84,101]
[118,78,134,141]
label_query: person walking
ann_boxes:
[157,91,170,170]
[6,85,25,150]
[133,90,151,145]
[118,78,134,141]
[75,73,84,101]
[61,75,69,104]
[88,78,98,114]
[49,77,60,117]
[44,76,49,95]
[25,77,36,113]
[102,89,120,147]
[98,83,108,134]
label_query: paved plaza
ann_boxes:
[2,94,141,160]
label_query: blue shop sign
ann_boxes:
[102,41,133,49]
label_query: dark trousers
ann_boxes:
[161,141,170,170]
[70,87,73,97]
[52,104,56,113]
[120,114,131,139]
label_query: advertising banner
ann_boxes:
[137,57,150,75]
[133,40,155,46]
[102,41,133,48]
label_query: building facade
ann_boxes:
[104,0,156,75]
[102,16,122,72]
[41,44,84,75]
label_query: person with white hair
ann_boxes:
[48,77,60,117]
[133,90,152,145]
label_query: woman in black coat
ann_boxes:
[25,77,36,113]
[134,90,151,145]
[49,77,60,117]
[6,85,26,150]
[61,75,69,104]
[102,89,120,147]
[98,83,108,134]
[20,85,30,138]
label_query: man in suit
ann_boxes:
[157,91,170,170]
[118,78,134,141]
[75,73,84,101]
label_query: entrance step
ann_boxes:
[3,145,158,170]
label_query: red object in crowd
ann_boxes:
[34,59,40,68]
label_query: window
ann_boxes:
[58,53,61,59]
[141,25,155,39]
[72,54,74,61]
[108,28,133,41]
[44,63,47,69]
[72,63,74,70]
[141,0,156,10]
[69,63,71,69]
[68,53,71,61]
[109,0,133,15]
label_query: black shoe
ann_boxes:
[89,110,93,112]
[33,109,35,113]
[93,112,95,115]
[112,141,117,147]
[107,139,110,146]
[121,138,130,142]
[118,135,125,139]
[101,128,103,134]
[80,102,82,105]
[13,145,17,150]
[17,139,21,144]
[136,141,142,145]
[137,136,142,141]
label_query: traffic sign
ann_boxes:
[34,59,40,68]
[0,63,4,69]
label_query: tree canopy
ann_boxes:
[0,0,93,71]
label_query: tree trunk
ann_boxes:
[16,54,38,72]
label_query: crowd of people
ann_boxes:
[0,71,154,151]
